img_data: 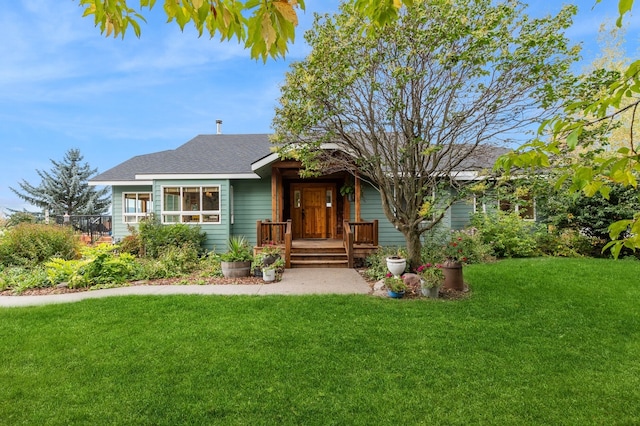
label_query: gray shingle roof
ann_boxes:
[91,134,273,182]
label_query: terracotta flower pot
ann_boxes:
[442,260,464,291]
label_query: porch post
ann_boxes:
[355,172,361,221]
[271,167,279,221]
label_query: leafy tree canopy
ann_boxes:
[76,0,414,61]
[496,0,640,257]
[272,0,579,267]
[10,149,110,217]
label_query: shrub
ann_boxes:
[0,224,81,267]
[138,243,201,279]
[138,216,206,258]
[45,245,142,288]
[470,212,539,258]
[118,234,143,256]
[444,230,494,264]
[198,251,224,278]
[0,265,50,294]
[534,228,604,258]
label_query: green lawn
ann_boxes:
[1,258,639,425]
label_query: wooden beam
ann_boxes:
[271,169,278,221]
[355,172,361,222]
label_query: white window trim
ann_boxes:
[160,185,222,225]
[122,192,153,224]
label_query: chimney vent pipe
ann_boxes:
[216,119,222,135]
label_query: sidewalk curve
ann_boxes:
[0,268,371,308]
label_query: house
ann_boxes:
[89,133,507,267]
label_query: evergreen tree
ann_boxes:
[10,149,110,216]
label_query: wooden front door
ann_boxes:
[291,183,336,239]
[302,187,326,238]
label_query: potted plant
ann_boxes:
[384,274,407,298]
[386,248,407,277]
[441,235,470,291]
[416,262,444,298]
[256,244,282,267]
[220,236,253,278]
[261,257,285,282]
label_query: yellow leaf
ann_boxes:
[262,13,277,48]
[106,21,114,37]
[273,1,298,26]
[393,0,402,8]
[192,0,203,9]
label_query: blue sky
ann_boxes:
[0,0,638,214]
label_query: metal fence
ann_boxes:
[54,215,112,243]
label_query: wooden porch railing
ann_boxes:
[256,220,288,245]
[343,220,378,268]
[256,219,292,268]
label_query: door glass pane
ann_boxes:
[294,190,301,208]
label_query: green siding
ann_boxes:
[352,184,406,247]
[450,197,475,230]
[350,184,478,248]
[111,185,153,242]
[230,179,272,246]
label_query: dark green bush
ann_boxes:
[138,216,206,258]
[0,224,81,267]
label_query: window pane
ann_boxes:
[183,187,200,211]
[164,187,180,211]
[202,187,219,211]
[139,193,152,213]
[163,214,179,223]
[124,215,138,223]
[124,193,137,213]
[182,214,200,223]
[499,200,512,212]
[202,214,220,223]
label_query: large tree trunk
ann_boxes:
[401,226,423,272]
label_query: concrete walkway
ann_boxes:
[0,268,372,308]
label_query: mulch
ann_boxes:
[0,274,265,297]
[1,271,469,300]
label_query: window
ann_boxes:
[161,186,221,224]
[474,194,536,220]
[123,192,152,223]
[500,196,535,220]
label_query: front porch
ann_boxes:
[255,220,380,268]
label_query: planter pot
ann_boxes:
[262,254,281,266]
[386,257,406,277]
[421,285,441,298]
[387,289,405,299]
[221,261,252,278]
[262,268,276,282]
[442,260,464,291]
